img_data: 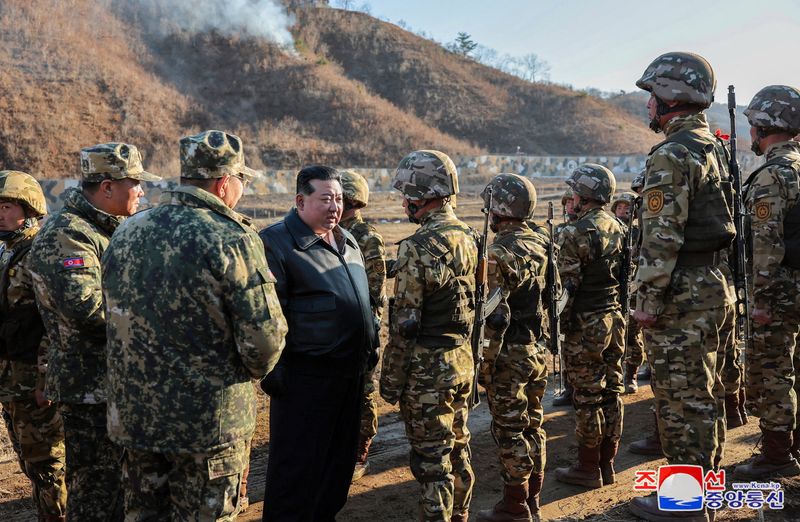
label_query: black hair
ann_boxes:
[81,180,103,194]
[180,177,219,191]
[296,165,340,196]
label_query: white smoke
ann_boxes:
[125,0,296,49]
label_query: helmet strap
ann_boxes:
[650,96,701,132]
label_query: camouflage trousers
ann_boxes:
[60,402,124,521]
[484,342,547,486]
[1,396,67,518]
[563,310,626,447]
[745,277,800,433]
[644,303,732,470]
[400,379,473,522]
[360,364,379,441]
[122,439,248,521]
[623,315,645,367]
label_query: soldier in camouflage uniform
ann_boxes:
[611,192,644,394]
[629,52,737,522]
[30,143,160,522]
[0,171,67,521]
[380,150,477,522]
[475,174,553,522]
[101,130,288,520]
[339,169,387,482]
[553,164,625,490]
[733,85,800,480]
[552,187,577,408]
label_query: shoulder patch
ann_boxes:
[754,201,771,221]
[62,257,85,268]
[646,190,664,214]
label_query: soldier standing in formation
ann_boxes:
[380,150,477,522]
[610,191,644,394]
[733,85,800,480]
[554,164,625,490]
[0,171,67,521]
[102,130,288,520]
[475,174,553,522]
[29,143,161,521]
[551,187,576,408]
[629,52,737,522]
[339,169,388,482]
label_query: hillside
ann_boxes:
[0,0,657,179]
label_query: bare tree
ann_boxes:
[516,53,551,82]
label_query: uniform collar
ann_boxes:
[663,112,710,137]
[339,211,364,230]
[63,187,122,236]
[418,202,456,226]
[159,186,252,231]
[765,140,800,161]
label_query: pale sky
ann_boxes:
[365,0,800,103]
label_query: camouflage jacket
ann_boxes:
[0,227,47,401]
[485,220,552,360]
[379,204,477,404]
[557,207,625,324]
[635,113,736,315]
[102,186,287,453]
[341,212,387,318]
[30,188,121,404]
[744,140,800,309]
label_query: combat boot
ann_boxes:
[477,483,532,521]
[792,428,800,461]
[352,435,373,482]
[638,364,651,382]
[38,516,66,522]
[526,472,544,522]
[554,444,602,488]
[734,429,800,479]
[599,437,619,485]
[624,363,639,394]
[725,393,744,428]
[630,494,709,522]
[451,511,469,522]
[628,412,663,457]
[552,380,573,407]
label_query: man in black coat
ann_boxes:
[260,165,378,522]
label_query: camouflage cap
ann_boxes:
[392,150,459,200]
[636,52,716,108]
[566,163,616,204]
[561,187,574,206]
[631,170,646,194]
[611,191,637,214]
[0,170,47,217]
[340,169,370,208]
[744,85,800,132]
[481,173,536,220]
[80,143,161,182]
[180,130,261,180]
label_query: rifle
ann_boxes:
[546,203,562,394]
[727,86,753,359]
[619,199,639,363]
[470,186,492,408]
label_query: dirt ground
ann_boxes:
[3,184,797,521]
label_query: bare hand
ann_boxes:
[751,308,772,326]
[633,310,658,327]
[34,388,51,408]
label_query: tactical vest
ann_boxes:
[571,222,623,313]
[745,156,800,269]
[411,227,476,348]
[652,130,736,257]
[0,237,45,363]
[495,231,548,344]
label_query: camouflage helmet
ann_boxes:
[480,173,537,220]
[611,191,637,214]
[566,163,616,204]
[0,171,47,217]
[560,187,574,206]
[393,150,459,200]
[180,130,261,180]
[744,85,800,132]
[340,169,370,208]
[631,170,646,194]
[80,143,161,183]
[636,52,716,108]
